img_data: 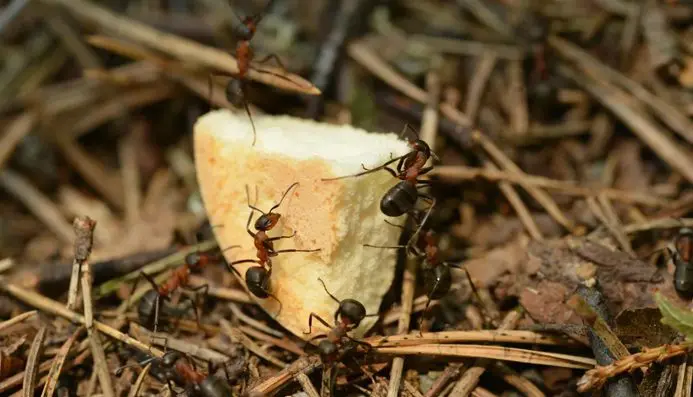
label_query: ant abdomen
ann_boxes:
[674,263,693,299]
[318,339,339,363]
[423,265,452,300]
[198,374,232,397]
[245,266,271,298]
[380,181,418,217]
[225,79,245,107]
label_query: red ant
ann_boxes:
[225,182,321,313]
[116,350,232,397]
[668,227,693,299]
[209,0,306,147]
[131,246,238,333]
[303,278,375,364]
[365,225,463,333]
[321,124,437,250]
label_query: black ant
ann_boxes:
[669,228,693,299]
[131,246,238,333]
[225,182,321,313]
[209,0,308,147]
[116,350,232,397]
[321,124,437,249]
[303,278,374,364]
[366,226,462,332]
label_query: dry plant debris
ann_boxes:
[2,0,693,396]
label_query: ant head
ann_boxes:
[409,139,431,158]
[161,351,182,367]
[676,228,693,263]
[317,339,339,362]
[337,299,367,329]
[245,266,271,298]
[254,213,281,231]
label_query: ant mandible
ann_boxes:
[210,0,305,147]
[116,350,232,397]
[303,278,375,364]
[321,124,437,249]
[669,228,693,299]
[225,182,321,312]
[132,246,238,333]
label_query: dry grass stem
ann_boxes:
[484,160,542,240]
[559,64,693,184]
[0,170,74,244]
[491,362,545,397]
[297,373,320,397]
[464,52,497,122]
[23,326,47,397]
[220,319,288,368]
[365,329,575,347]
[471,131,575,232]
[432,165,667,206]
[0,278,164,358]
[43,0,320,95]
[127,363,151,397]
[449,310,521,397]
[0,310,37,332]
[577,342,693,392]
[0,112,36,171]
[246,354,322,396]
[41,326,84,397]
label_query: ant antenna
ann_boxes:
[113,356,157,376]
[246,184,263,214]
[268,182,300,213]
[317,278,341,305]
[222,245,241,252]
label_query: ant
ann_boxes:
[365,226,462,332]
[303,278,375,364]
[321,124,437,250]
[668,228,693,299]
[210,0,306,147]
[116,350,232,397]
[132,247,238,333]
[225,182,321,312]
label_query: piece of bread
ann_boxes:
[194,109,409,339]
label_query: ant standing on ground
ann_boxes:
[132,246,238,333]
[366,226,463,333]
[209,0,306,146]
[225,182,321,313]
[303,278,375,364]
[669,228,693,299]
[321,124,437,250]
[116,350,233,397]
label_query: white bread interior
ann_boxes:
[194,109,409,339]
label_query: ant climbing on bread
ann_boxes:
[321,124,438,250]
[208,0,311,147]
[224,182,321,314]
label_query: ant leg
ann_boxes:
[266,231,296,242]
[241,90,257,146]
[253,53,288,72]
[418,166,435,176]
[304,313,332,335]
[321,155,406,181]
[272,248,321,255]
[418,284,439,336]
[360,163,398,179]
[267,291,283,317]
[345,336,373,354]
[407,195,436,249]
